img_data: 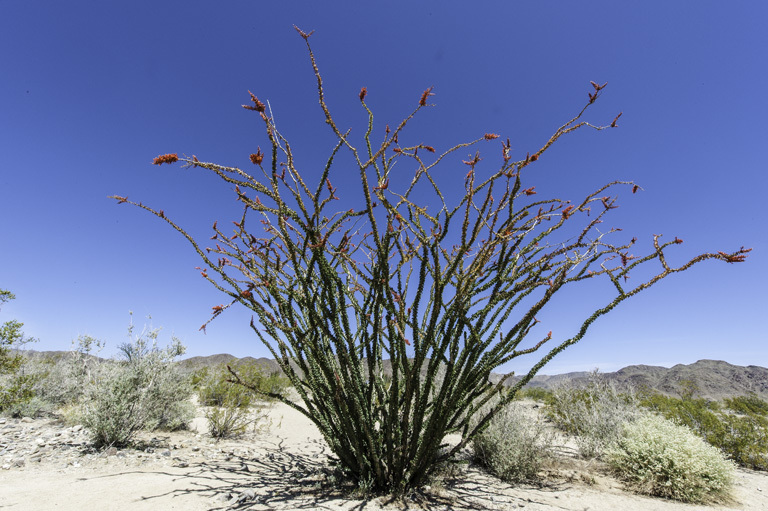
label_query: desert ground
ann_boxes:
[1,401,766,511]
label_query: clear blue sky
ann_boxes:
[1,1,765,374]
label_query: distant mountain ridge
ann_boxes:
[178,354,767,401]
[19,350,767,401]
[516,359,768,401]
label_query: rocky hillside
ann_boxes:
[519,359,768,401]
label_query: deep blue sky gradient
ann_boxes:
[1,1,765,373]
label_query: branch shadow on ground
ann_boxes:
[78,438,571,510]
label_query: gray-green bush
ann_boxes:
[112,28,749,493]
[76,319,194,447]
[548,371,641,458]
[606,414,735,503]
[471,401,553,483]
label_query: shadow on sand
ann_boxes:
[77,439,569,510]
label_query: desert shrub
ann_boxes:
[639,391,768,469]
[199,363,275,438]
[472,401,553,483]
[112,28,749,493]
[0,288,38,415]
[639,392,723,442]
[515,386,554,404]
[77,319,194,447]
[606,414,735,503]
[200,362,290,406]
[718,412,768,470]
[547,371,641,458]
[724,394,768,416]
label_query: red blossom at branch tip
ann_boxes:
[674,237,683,244]
[484,133,500,140]
[590,81,608,91]
[250,148,264,165]
[294,25,314,40]
[562,205,575,219]
[152,153,178,165]
[718,250,749,263]
[522,187,537,196]
[611,112,623,128]
[243,91,266,112]
[422,145,435,153]
[529,153,539,162]
[632,184,640,194]
[359,87,367,102]
[419,86,434,106]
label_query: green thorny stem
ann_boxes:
[111,27,750,493]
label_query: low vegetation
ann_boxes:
[640,388,768,470]
[195,362,290,438]
[546,371,642,458]
[469,373,766,504]
[471,401,554,483]
[606,414,735,503]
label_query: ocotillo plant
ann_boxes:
[111,27,749,493]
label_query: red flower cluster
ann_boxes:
[243,91,266,112]
[419,86,434,106]
[152,153,178,165]
[250,148,264,165]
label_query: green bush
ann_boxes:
[515,386,554,403]
[606,414,735,503]
[76,319,194,447]
[718,412,768,470]
[472,402,553,483]
[547,371,641,458]
[639,392,768,470]
[639,392,723,444]
[198,363,279,438]
[724,394,768,416]
[0,288,38,415]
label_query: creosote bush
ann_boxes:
[606,414,735,503]
[198,363,280,438]
[112,27,749,493]
[0,288,37,415]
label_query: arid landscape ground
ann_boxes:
[2,397,767,511]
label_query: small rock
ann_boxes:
[71,425,83,432]
[12,459,25,468]
[105,447,118,456]
[29,456,42,463]
[0,418,6,424]
[160,449,171,457]
[191,446,200,452]
[21,417,33,423]
[2,464,10,470]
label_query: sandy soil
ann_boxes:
[1,402,766,510]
